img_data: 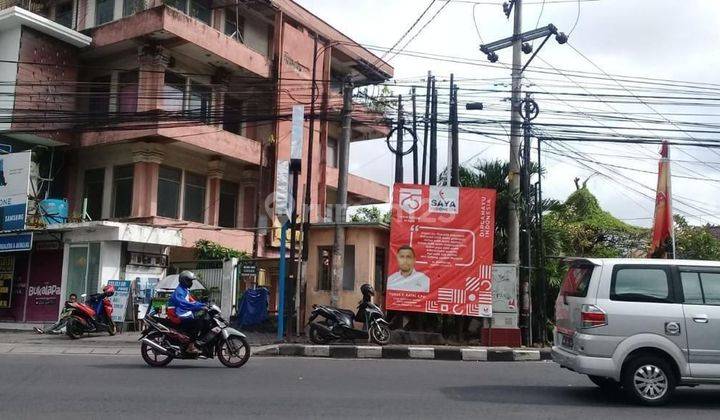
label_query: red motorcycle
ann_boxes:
[65,284,117,339]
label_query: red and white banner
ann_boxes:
[385,184,497,317]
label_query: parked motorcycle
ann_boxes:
[139,304,251,368]
[65,285,117,339]
[308,284,391,345]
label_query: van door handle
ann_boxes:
[693,315,709,323]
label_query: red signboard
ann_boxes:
[386,184,496,317]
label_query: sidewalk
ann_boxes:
[0,331,551,361]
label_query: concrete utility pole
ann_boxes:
[450,77,460,187]
[508,0,523,271]
[331,80,353,307]
[395,95,404,183]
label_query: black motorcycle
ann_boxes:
[139,304,251,368]
[308,284,391,345]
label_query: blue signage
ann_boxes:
[0,232,32,252]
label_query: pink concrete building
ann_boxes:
[0,0,392,325]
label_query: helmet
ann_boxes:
[102,284,115,297]
[179,271,197,289]
[360,284,375,298]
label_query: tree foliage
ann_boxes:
[674,215,720,260]
[194,239,247,261]
[350,206,390,224]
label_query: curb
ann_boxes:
[253,344,551,362]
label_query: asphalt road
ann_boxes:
[1,355,720,420]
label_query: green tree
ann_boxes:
[673,215,720,260]
[194,240,247,261]
[350,206,390,224]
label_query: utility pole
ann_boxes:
[429,78,438,185]
[536,136,546,344]
[520,92,536,346]
[422,72,431,185]
[450,79,460,187]
[331,80,353,307]
[411,87,419,184]
[395,95,404,183]
[508,0,523,277]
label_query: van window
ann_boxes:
[681,272,704,304]
[612,268,670,302]
[701,273,720,305]
[560,265,594,298]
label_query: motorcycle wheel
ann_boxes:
[369,323,391,346]
[107,320,117,336]
[141,333,173,367]
[309,324,331,345]
[65,319,84,340]
[217,336,251,368]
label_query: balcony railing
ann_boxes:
[0,0,50,14]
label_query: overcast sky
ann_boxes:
[296,0,720,227]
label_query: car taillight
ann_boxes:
[581,304,607,328]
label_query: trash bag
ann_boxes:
[236,287,269,327]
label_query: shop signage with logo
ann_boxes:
[0,151,31,232]
[0,232,32,252]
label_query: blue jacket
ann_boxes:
[167,285,204,322]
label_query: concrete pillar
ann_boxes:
[221,257,239,319]
[239,169,258,228]
[137,45,169,113]
[212,67,231,130]
[207,158,226,226]
[131,143,164,218]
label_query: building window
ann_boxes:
[327,137,338,168]
[224,9,245,41]
[218,180,238,228]
[164,0,210,25]
[83,168,105,221]
[317,247,331,291]
[112,165,134,218]
[343,245,355,291]
[157,166,182,218]
[163,72,185,113]
[123,0,146,16]
[316,246,355,291]
[117,71,138,114]
[183,172,206,223]
[89,76,111,119]
[223,97,244,135]
[95,0,115,25]
[55,1,74,28]
[188,82,211,123]
[374,247,386,293]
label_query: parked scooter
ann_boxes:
[65,285,117,339]
[308,284,391,345]
[139,304,251,368]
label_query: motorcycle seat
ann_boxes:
[332,308,356,318]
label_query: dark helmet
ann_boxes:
[360,284,375,298]
[102,284,115,297]
[179,271,197,289]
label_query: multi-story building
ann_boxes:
[0,0,393,325]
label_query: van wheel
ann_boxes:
[588,375,622,392]
[622,356,675,406]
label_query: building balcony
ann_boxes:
[325,166,388,205]
[78,119,262,165]
[86,5,271,78]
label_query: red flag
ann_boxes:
[649,141,673,258]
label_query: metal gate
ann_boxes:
[168,260,224,304]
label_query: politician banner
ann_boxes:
[0,151,31,231]
[386,184,496,317]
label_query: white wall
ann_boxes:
[0,26,21,132]
[99,241,122,286]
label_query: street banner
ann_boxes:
[0,151,31,231]
[386,184,497,317]
[649,141,673,258]
[107,280,131,323]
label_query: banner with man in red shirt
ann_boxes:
[386,184,496,317]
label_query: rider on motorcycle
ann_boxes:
[167,271,207,354]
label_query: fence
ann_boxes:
[168,260,224,304]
